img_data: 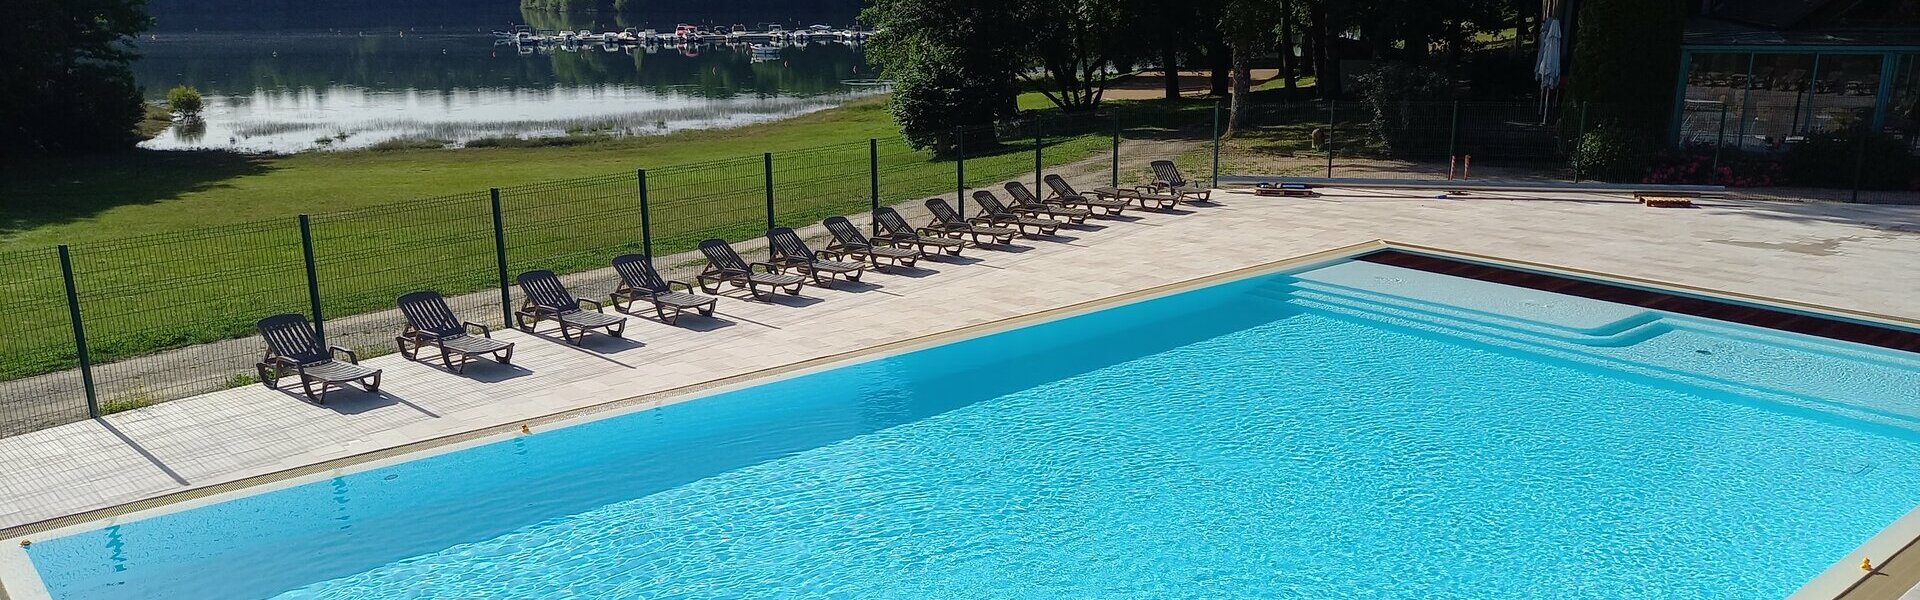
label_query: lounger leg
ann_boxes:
[396,336,415,361]
[609,320,625,339]
[362,371,381,394]
[494,345,513,365]
[300,376,326,404]
[654,301,675,325]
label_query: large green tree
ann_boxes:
[1012,0,1147,112]
[1567,0,1684,133]
[4,0,152,155]
[863,0,1024,152]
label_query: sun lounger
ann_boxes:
[767,227,867,287]
[971,190,1062,236]
[610,254,719,324]
[395,291,514,373]
[923,198,1019,245]
[696,238,807,299]
[1003,181,1090,224]
[514,270,627,345]
[256,313,382,403]
[1043,175,1128,215]
[1151,160,1212,202]
[824,216,921,268]
[874,207,968,255]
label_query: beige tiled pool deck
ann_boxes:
[1,186,1916,598]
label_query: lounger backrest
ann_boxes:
[1043,174,1078,197]
[767,227,817,263]
[516,270,580,312]
[875,207,918,238]
[823,216,869,249]
[699,238,751,275]
[396,291,464,338]
[1151,160,1187,187]
[972,190,1013,217]
[612,254,668,294]
[257,313,330,365]
[1003,182,1042,206]
[924,198,963,226]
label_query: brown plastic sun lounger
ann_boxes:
[1151,160,1212,202]
[1089,185,1181,210]
[767,227,867,287]
[610,254,718,324]
[874,207,968,255]
[515,269,627,345]
[824,216,921,268]
[923,198,1018,245]
[696,238,807,299]
[1043,175,1128,216]
[1003,182,1090,224]
[971,190,1061,236]
[396,290,513,373]
[256,313,382,404]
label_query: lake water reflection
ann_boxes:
[135,9,880,152]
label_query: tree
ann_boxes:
[1220,0,1280,136]
[863,0,1024,152]
[3,0,151,155]
[168,85,204,119]
[1013,0,1145,112]
[1567,0,1684,134]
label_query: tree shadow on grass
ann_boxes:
[0,149,276,238]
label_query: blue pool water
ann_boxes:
[25,259,1920,599]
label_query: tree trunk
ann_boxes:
[1280,0,1297,98]
[1163,43,1181,100]
[1227,42,1252,137]
[1313,1,1334,99]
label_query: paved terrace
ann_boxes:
[0,185,1916,594]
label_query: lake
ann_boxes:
[135,3,881,153]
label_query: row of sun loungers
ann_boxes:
[251,163,1213,403]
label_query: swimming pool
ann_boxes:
[17,254,1920,599]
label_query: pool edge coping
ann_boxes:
[4,237,1916,600]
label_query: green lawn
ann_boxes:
[0,95,1198,390]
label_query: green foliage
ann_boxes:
[1567,0,1683,131]
[1786,128,1919,191]
[863,0,1025,151]
[4,0,152,155]
[1571,124,1651,183]
[1354,63,1451,153]
[167,85,204,118]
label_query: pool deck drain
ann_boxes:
[0,184,1916,598]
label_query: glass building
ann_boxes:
[1673,1,1920,150]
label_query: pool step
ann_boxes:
[1248,279,1671,349]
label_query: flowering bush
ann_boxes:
[1642,143,1784,187]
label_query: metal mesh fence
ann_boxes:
[501,173,646,310]
[313,191,502,361]
[0,248,86,437]
[69,222,309,411]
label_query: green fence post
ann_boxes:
[869,138,881,234]
[1448,101,1460,160]
[1033,120,1043,193]
[636,169,652,257]
[58,245,97,418]
[1111,116,1121,188]
[1212,101,1222,187]
[490,188,511,327]
[298,214,325,343]
[1712,103,1728,182]
[1325,100,1336,179]
[955,126,966,218]
[763,152,775,231]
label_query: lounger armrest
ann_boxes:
[749,261,783,274]
[668,280,699,294]
[966,216,996,226]
[330,346,360,364]
[577,298,606,312]
[464,322,492,337]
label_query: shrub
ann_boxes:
[167,85,204,119]
[1785,128,1919,190]
[1353,63,1452,155]
[1571,124,1653,183]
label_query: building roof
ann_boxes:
[1684,17,1920,48]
